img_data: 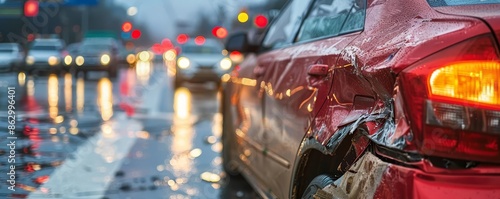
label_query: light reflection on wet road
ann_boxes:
[0,61,258,199]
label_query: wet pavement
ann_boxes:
[0,61,259,199]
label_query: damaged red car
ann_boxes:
[221,0,500,198]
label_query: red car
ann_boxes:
[221,0,500,198]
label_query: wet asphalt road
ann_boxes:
[0,61,258,199]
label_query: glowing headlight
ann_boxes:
[126,54,136,64]
[26,56,35,65]
[177,57,190,69]
[138,51,150,61]
[75,56,84,66]
[48,56,60,66]
[100,54,111,66]
[219,57,232,70]
[64,55,72,65]
[163,50,176,61]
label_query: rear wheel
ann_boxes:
[302,175,335,199]
[221,85,240,176]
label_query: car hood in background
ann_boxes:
[0,54,15,61]
[29,50,60,60]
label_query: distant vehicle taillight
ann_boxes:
[400,34,500,163]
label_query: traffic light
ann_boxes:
[131,29,141,39]
[24,0,39,17]
[176,34,188,44]
[122,22,132,32]
[254,14,268,28]
[237,12,249,23]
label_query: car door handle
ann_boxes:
[307,64,329,77]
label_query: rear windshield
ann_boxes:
[427,0,500,6]
[0,49,13,53]
[182,45,222,54]
[31,45,59,51]
[80,44,111,53]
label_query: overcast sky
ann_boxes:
[113,0,266,41]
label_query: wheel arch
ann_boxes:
[290,125,371,199]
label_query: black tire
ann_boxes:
[221,84,240,176]
[302,175,335,199]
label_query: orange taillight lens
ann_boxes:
[429,61,500,106]
[400,34,500,163]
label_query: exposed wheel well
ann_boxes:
[292,131,362,199]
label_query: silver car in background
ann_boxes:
[25,38,66,73]
[0,43,24,72]
[174,38,233,88]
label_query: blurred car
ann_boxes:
[62,42,80,69]
[0,43,24,72]
[25,38,66,73]
[173,38,232,88]
[221,0,500,199]
[73,40,118,78]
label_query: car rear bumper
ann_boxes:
[176,70,222,83]
[76,65,113,71]
[25,64,61,71]
[325,152,500,199]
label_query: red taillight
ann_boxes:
[400,34,500,163]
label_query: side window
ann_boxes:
[262,0,312,50]
[340,0,366,34]
[297,0,365,42]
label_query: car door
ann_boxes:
[260,0,369,197]
[231,0,313,196]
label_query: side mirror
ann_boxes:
[225,32,258,53]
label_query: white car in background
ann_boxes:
[0,43,24,72]
[25,38,66,73]
[174,38,233,88]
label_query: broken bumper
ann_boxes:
[327,152,500,198]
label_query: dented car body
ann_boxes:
[221,0,500,198]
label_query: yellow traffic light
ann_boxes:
[238,12,249,23]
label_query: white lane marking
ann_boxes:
[28,113,142,199]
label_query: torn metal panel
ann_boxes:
[321,152,388,199]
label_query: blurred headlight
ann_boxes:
[76,56,84,66]
[163,50,176,61]
[48,56,60,66]
[101,54,111,66]
[177,57,190,69]
[126,54,136,64]
[138,51,150,61]
[219,57,232,70]
[26,56,35,65]
[64,55,72,65]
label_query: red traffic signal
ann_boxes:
[24,0,39,17]
[176,34,189,44]
[212,26,228,39]
[122,22,132,32]
[131,29,141,39]
[254,14,268,28]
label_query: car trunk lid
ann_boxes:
[434,4,500,47]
